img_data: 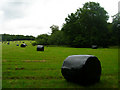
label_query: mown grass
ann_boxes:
[2,41,118,88]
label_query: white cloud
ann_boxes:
[118,1,120,12]
[0,0,120,37]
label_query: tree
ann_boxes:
[112,12,120,45]
[48,31,66,45]
[106,23,115,45]
[50,25,59,35]
[112,13,120,31]
[62,2,109,47]
[36,34,49,45]
[2,34,35,41]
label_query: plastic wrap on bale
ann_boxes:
[21,44,27,47]
[61,55,101,85]
[7,42,10,45]
[17,44,19,46]
[92,45,98,49]
[37,45,44,51]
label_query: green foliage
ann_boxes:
[72,35,89,48]
[112,13,120,45]
[1,34,35,41]
[36,25,67,46]
[36,34,49,45]
[112,13,120,31]
[62,2,109,47]
[50,25,59,35]
[48,31,66,45]
[32,41,37,46]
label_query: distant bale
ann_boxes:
[37,45,44,51]
[61,55,101,85]
[21,44,27,47]
[17,44,19,46]
[92,45,98,49]
[7,42,10,45]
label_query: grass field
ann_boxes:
[2,41,118,88]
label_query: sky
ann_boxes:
[0,0,120,37]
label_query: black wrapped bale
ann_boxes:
[61,55,101,85]
[37,45,44,51]
[92,45,98,49]
[7,42,10,45]
[17,44,19,46]
[21,44,26,47]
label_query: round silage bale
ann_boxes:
[92,45,98,49]
[61,55,101,85]
[37,45,44,51]
[7,42,10,45]
[21,44,27,47]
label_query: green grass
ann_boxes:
[2,41,118,88]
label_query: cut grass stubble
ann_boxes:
[2,41,118,88]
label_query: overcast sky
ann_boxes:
[0,0,120,37]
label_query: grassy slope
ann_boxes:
[2,41,118,88]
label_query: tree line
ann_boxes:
[1,2,119,48]
[35,2,119,48]
[1,34,35,41]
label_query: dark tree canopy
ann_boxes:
[50,25,59,35]
[112,13,120,45]
[112,13,120,31]
[33,2,118,47]
[62,2,109,47]
[1,34,35,41]
[36,34,49,45]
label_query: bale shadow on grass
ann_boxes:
[64,79,101,87]
[62,78,118,88]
